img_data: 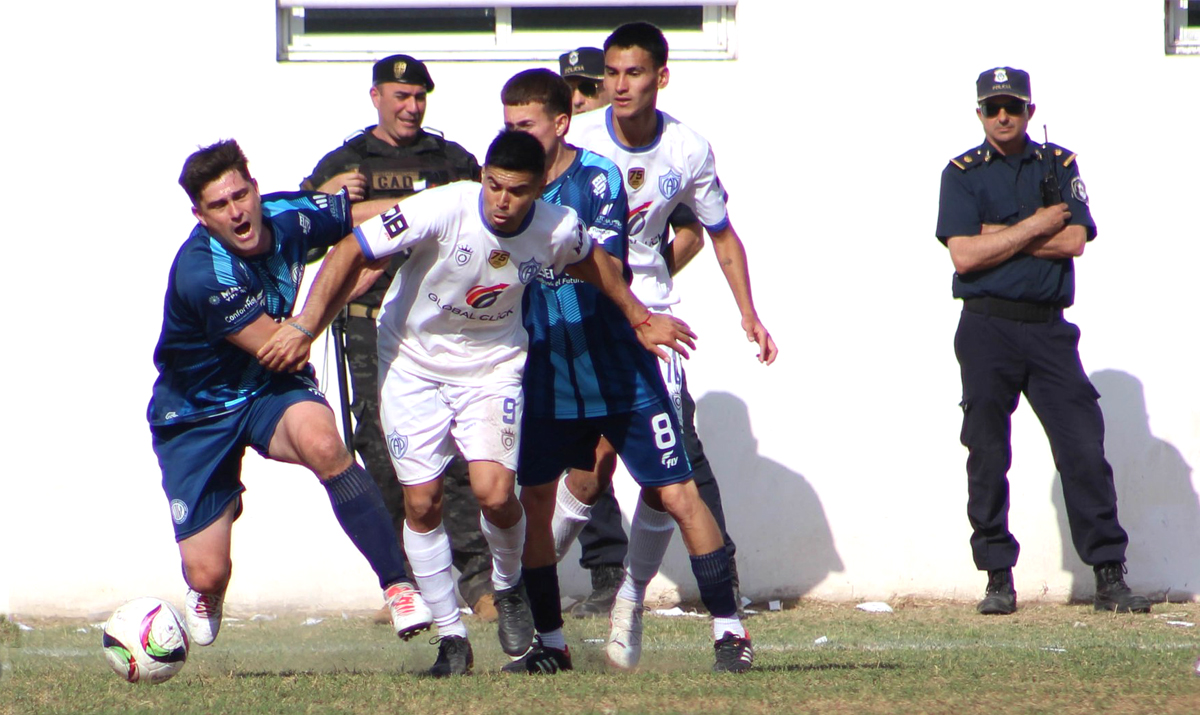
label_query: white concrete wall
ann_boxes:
[4,0,1197,616]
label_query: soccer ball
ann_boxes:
[101,597,189,684]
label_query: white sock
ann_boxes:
[480,509,526,591]
[616,498,676,604]
[402,521,464,636]
[538,628,566,651]
[552,476,593,562]
[713,616,746,640]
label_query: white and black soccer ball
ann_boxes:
[101,597,189,684]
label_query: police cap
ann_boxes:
[976,67,1030,102]
[559,47,604,80]
[373,54,435,92]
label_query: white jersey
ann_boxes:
[569,107,729,309]
[354,181,591,385]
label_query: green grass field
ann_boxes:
[3,602,1199,714]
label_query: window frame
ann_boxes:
[276,1,738,62]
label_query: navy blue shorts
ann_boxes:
[518,401,693,488]
[150,372,327,541]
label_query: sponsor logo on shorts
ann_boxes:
[387,430,408,460]
[466,283,509,309]
[518,258,541,285]
[170,500,189,524]
[660,450,679,469]
[489,250,510,268]
[381,206,409,239]
[658,170,682,200]
[627,168,645,190]
[455,243,474,266]
[500,427,516,451]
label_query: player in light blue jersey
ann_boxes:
[498,69,746,674]
[149,140,432,650]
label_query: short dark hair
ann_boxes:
[179,140,251,204]
[484,130,546,177]
[501,68,573,119]
[605,21,668,68]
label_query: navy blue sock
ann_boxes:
[691,548,737,618]
[324,464,407,589]
[522,564,564,634]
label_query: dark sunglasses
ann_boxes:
[980,99,1028,117]
[574,79,600,97]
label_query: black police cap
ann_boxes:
[373,54,434,92]
[559,47,604,81]
[976,67,1030,102]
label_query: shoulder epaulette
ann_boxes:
[949,147,988,171]
[1038,142,1078,168]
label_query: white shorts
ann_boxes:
[379,365,523,486]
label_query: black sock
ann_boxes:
[691,548,737,618]
[522,564,564,634]
[324,464,407,589]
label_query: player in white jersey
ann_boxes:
[564,22,778,673]
[258,130,694,676]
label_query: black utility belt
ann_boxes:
[347,303,382,320]
[963,297,1063,323]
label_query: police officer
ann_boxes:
[302,54,496,621]
[936,67,1151,616]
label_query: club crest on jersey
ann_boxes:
[489,250,510,268]
[381,206,409,239]
[455,243,474,266]
[518,258,541,285]
[467,283,509,308]
[658,170,682,200]
[387,430,408,460]
[627,167,645,190]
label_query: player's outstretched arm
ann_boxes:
[708,223,778,365]
[565,249,697,360]
[257,234,368,372]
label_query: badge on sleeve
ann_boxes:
[1070,176,1089,204]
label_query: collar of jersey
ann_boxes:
[478,186,537,238]
[544,145,584,196]
[604,107,664,153]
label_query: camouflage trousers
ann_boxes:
[345,314,494,606]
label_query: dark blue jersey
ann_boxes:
[148,191,353,426]
[522,148,668,419]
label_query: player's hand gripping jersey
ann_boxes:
[569,107,729,309]
[148,191,353,426]
[353,181,591,384]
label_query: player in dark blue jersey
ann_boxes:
[499,70,746,674]
[149,139,432,649]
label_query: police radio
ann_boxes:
[1039,125,1061,207]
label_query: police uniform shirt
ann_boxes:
[936,137,1096,306]
[570,107,730,309]
[303,127,482,305]
[523,147,667,420]
[353,181,591,385]
[148,191,354,426]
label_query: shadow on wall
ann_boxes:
[657,391,843,601]
[1052,369,1199,602]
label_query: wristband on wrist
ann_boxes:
[287,322,316,339]
[633,314,653,329]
